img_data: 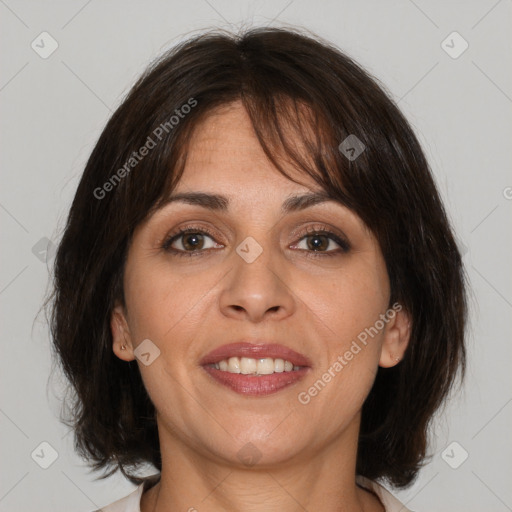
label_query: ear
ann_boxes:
[379,303,411,368]
[111,303,136,362]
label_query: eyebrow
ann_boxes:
[160,190,337,213]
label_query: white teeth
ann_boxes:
[213,357,301,375]
[274,358,284,372]
[257,358,274,375]
[228,357,241,373]
[240,357,257,374]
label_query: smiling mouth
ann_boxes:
[207,356,304,375]
[200,341,311,396]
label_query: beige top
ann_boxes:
[94,474,413,511]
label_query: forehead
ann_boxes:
[176,100,319,195]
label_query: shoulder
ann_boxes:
[90,474,160,512]
[356,475,414,512]
[90,485,143,512]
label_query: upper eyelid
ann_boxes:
[165,222,344,239]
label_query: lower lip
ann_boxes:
[202,366,309,396]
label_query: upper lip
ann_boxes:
[200,341,312,368]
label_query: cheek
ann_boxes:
[302,255,389,345]
[294,254,388,408]
[123,259,220,342]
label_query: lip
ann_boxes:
[202,366,310,396]
[199,341,312,397]
[199,341,312,367]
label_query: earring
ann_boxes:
[121,345,126,350]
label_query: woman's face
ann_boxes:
[112,101,409,468]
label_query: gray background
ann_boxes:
[1,1,511,511]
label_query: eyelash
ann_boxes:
[161,224,351,259]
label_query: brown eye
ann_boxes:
[162,227,221,257]
[180,232,207,251]
[305,234,331,251]
[292,227,350,256]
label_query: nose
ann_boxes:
[219,241,296,323]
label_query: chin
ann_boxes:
[215,422,311,467]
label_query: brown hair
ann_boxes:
[48,26,467,489]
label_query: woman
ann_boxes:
[49,27,467,512]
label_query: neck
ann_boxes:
[140,418,384,512]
